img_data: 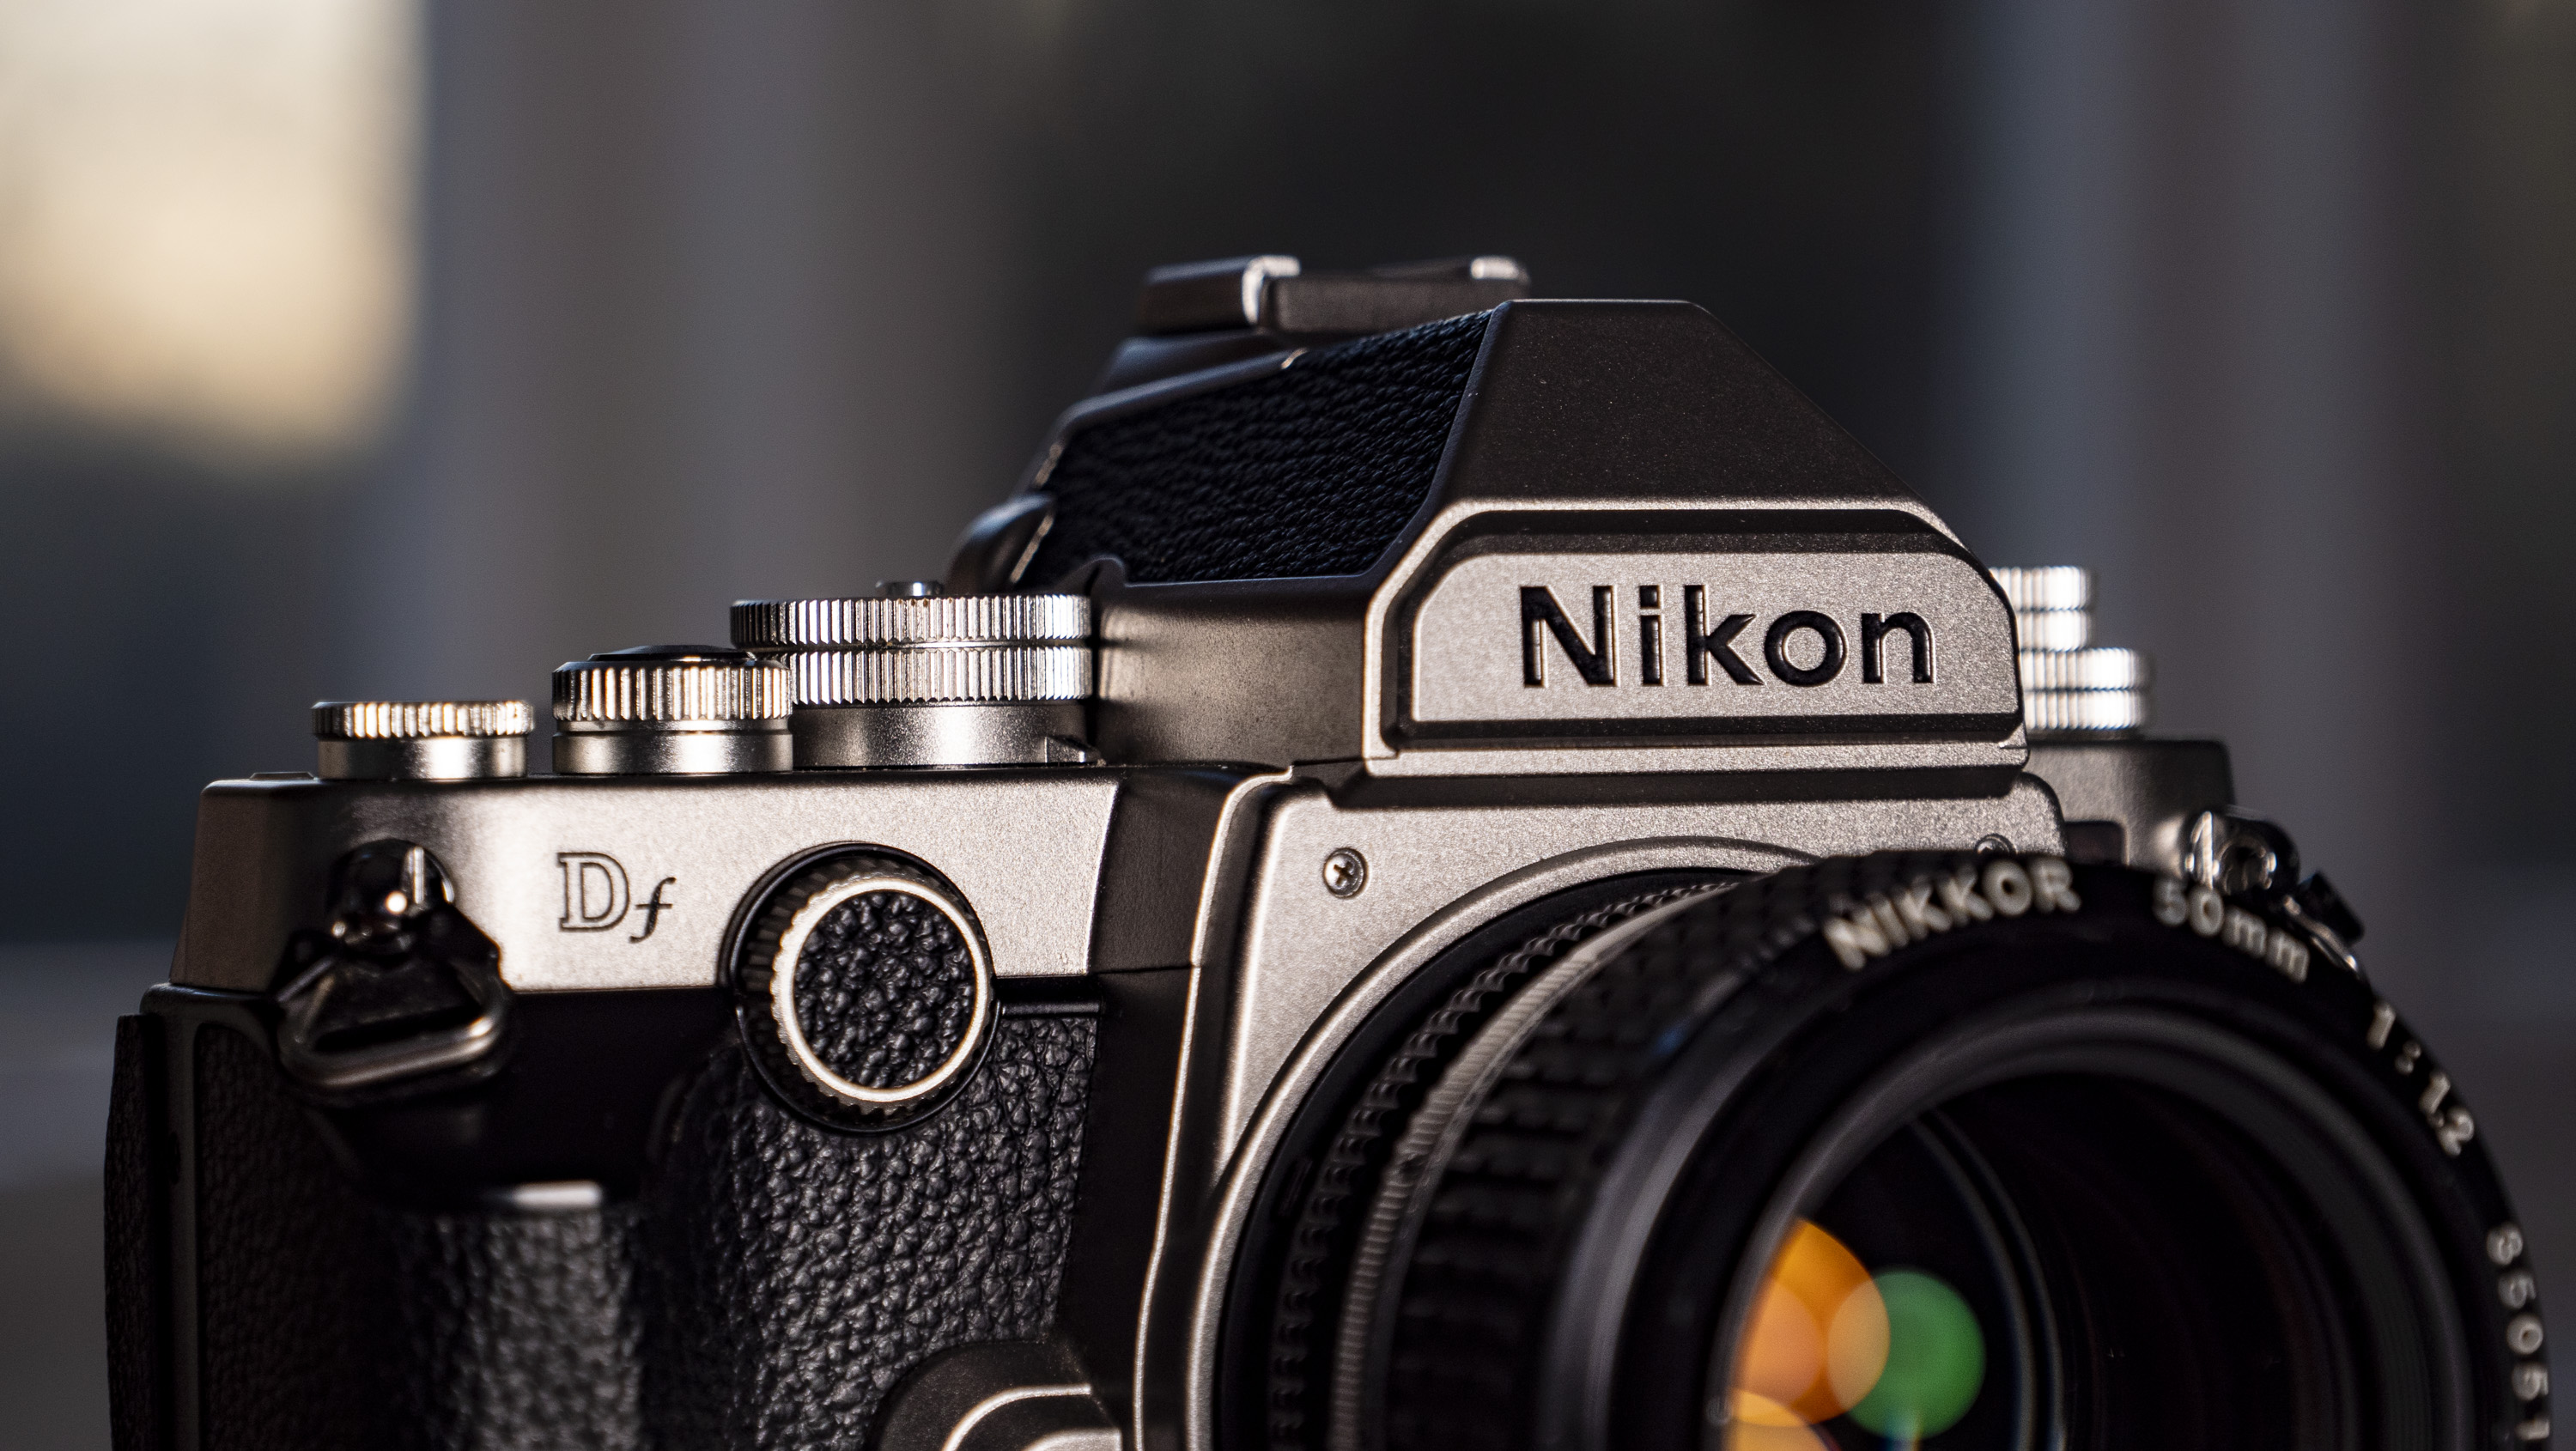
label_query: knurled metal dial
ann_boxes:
[2015,646,2151,692]
[732,852,996,1129]
[731,590,1093,707]
[313,700,533,739]
[1990,565,2154,738]
[2020,687,2151,735]
[730,594,1089,647]
[552,646,790,722]
[310,700,532,780]
[1991,563,2093,614]
[765,647,1091,707]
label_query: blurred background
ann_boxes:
[0,1,2567,1442]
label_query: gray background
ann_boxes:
[3,1,2569,1442]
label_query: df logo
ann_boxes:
[557,852,676,943]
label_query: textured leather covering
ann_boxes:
[194,1025,408,1449]
[791,890,977,1089]
[644,1021,1093,1449]
[1026,311,1489,586]
[197,1024,643,1450]
[391,1210,647,1447]
[172,1011,1097,1451]
[106,1017,162,1451]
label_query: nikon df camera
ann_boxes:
[109,257,2549,1451]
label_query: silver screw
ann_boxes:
[1321,847,1368,898]
[1975,834,2014,857]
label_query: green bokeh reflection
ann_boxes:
[1844,1270,1984,1440]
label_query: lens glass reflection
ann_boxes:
[1726,1217,1990,1449]
[1719,1110,2037,1451]
[1710,1065,2448,1451]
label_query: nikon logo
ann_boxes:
[1518,585,1933,689]
[1395,543,2018,752]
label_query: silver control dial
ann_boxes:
[550,645,791,775]
[732,852,995,1128]
[731,584,1095,768]
[730,591,1092,706]
[1990,566,2154,738]
[311,700,532,780]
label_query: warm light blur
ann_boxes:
[1731,1219,1890,1431]
[0,0,416,465]
[1727,1219,1984,1448]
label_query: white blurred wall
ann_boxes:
[350,6,1014,706]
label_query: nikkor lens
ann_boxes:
[1230,856,2541,1451]
[1710,1027,2460,1451]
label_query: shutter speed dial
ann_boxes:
[732,852,995,1130]
[731,582,1095,768]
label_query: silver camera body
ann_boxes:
[129,260,2316,1451]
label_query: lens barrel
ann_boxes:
[1230,856,2542,1451]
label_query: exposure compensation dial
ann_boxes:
[1991,566,2154,738]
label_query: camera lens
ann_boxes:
[1231,856,2538,1451]
[1712,1035,2455,1451]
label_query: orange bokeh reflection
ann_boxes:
[1725,1220,1891,1445]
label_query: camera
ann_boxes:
[110,257,2547,1451]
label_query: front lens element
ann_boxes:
[1719,1057,2458,1451]
[1727,1214,1991,1448]
[1844,1272,1984,1440]
[1731,1220,1893,1432]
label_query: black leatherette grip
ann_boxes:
[106,1017,164,1451]
[645,1020,1093,1449]
[171,1014,1096,1451]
